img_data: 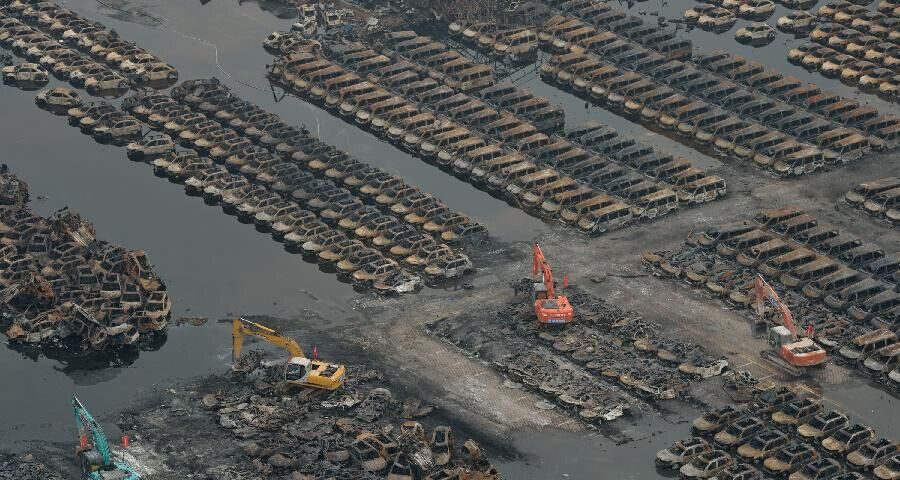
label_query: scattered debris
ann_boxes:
[117,360,503,479]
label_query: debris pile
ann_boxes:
[123,360,503,479]
[0,453,63,480]
[0,171,171,352]
[429,284,727,427]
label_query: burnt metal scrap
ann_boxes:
[429,284,727,428]
[0,171,170,352]
[142,360,503,479]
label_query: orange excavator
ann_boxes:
[755,274,826,377]
[531,243,574,325]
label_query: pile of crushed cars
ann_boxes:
[0,170,170,352]
[643,206,900,392]
[194,360,502,479]
[429,283,728,427]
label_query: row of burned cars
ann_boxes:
[537,0,694,59]
[779,0,900,39]
[538,14,899,175]
[844,176,900,225]
[446,21,540,63]
[657,387,899,479]
[52,79,484,294]
[683,0,779,34]
[266,30,725,235]
[787,1,900,101]
[643,207,900,390]
[0,0,178,96]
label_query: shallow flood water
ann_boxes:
[0,0,898,476]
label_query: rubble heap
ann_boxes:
[0,171,171,352]
[429,284,727,428]
[0,453,63,480]
[135,360,503,479]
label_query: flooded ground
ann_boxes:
[0,0,898,477]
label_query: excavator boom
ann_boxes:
[754,275,796,338]
[232,317,304,362]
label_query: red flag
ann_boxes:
[312,346,318,359]
[563,275,569,288]
[806,324,813,337]
[79,435,88,449]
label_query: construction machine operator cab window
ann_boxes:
[533,282,548,301]
[285,358,310,383]
[768,325,793,349]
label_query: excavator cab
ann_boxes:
[285,357,311,385]
[768,325,794,350]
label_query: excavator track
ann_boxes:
[760,349,806,378]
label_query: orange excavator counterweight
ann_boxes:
[531,243,574,325]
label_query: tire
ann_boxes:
[118,80,128,89]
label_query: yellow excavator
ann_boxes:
[231,317,346,390]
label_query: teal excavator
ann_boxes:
[72,396,140,480]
